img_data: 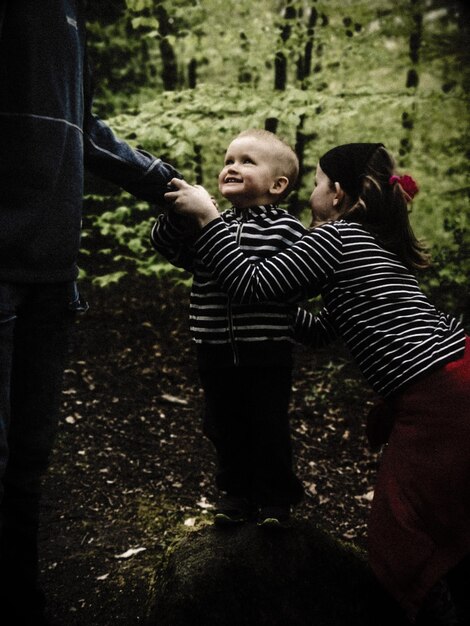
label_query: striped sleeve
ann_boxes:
[293,306,339,347]
[195,217,342,303]
[151,212,196,272]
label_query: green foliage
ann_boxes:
[82,0,469,319]
[81,193,189,286]
[419,196,470,326]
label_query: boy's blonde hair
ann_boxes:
[236,129,299,199]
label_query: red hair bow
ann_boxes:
[389,174,419,201]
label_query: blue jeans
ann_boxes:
[0,281,86,596]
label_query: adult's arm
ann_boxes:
[82,55,182,203]
[83,112,182,204]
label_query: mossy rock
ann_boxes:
[147,519,407,626]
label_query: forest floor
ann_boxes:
[40,275,380,626]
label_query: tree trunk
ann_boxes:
[156,4,178,91]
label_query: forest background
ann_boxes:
[83,0,469,319]
[41,1,469,625]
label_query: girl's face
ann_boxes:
[309,164,341,224]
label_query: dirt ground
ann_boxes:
[40,275,380,626]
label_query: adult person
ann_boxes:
[0,1,181,624]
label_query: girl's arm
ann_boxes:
[165,178,343,304]
[293,307,339,347]
[194,217,342,304]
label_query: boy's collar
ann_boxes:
[232,203,278,216]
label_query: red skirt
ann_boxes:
[368,336,470,620]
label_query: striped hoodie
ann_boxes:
[151,205,309,367]
[194,217,465,396]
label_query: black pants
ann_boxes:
[199,365,304,506]
[0,282,83,602]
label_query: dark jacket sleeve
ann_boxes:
[0,3,5,37]
[82,51,182,204]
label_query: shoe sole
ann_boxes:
[257,517,290,529]
[214,513,248,526]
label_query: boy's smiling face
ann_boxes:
[218,136,286,208]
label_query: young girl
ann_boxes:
[164,143,470,625]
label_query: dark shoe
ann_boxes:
[214,495,254,526]
[257,505,291,529]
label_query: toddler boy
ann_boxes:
[152,129,308,527]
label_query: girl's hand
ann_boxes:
[164,179,220,228]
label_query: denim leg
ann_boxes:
[0,282,77,593]
[0,298,16,501]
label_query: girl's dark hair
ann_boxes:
[339,146,430,270]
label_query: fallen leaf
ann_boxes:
[196,497,213,509]
[161,394,188,406]
[354,490,374,502]
[343,531,356,540]
[114,547,146,559]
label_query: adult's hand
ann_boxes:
[164,179,220,228]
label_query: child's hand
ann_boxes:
[164,179,220,228]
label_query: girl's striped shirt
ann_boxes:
[194,218,465,396]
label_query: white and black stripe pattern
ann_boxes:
[151,205,309,349]
[196,218,465,396]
